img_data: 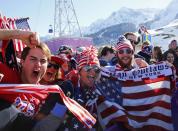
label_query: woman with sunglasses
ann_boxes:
[40,55,74,99]
[40,54,69,84]
[40,55,61,84]
[37,55,74,126]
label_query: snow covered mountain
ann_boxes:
[82,0,178,46]
[42,0,178,48]
[87,23,136,45]
[149,19,178,51]
[83,7,160,35]
[83,0,178,35]
[151,0,178,29]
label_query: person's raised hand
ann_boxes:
[22,31,40,48]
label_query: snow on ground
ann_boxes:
[148,19,178,52]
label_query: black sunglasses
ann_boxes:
[118,48,133,54]
[129,39,138,45]
[48,63,59,69]
[83,65,101,74]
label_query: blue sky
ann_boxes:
[0,0,172,36]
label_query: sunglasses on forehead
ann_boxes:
[83,65,101,73]
[48,63,60,69]
[129,39,138,45]
[118,48,133,54]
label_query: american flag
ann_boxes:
[15,18,30,30]
[4,39,19,70]
[97,63,175,130]
[96,76,123,105]
[0,16,10,62]
[10,17,30,52]
[172,89,178,130]
[1,17,30,52]
[59,86,99,130]
[0,16,9,29]
[0,16,30,69]
[0,84,96,129]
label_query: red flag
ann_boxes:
[0,84,96,129]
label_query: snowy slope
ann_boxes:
[149,19,178,51]
[83,7,159,35]
[84,0,178,35]
[151,0,178,29]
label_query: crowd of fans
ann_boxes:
[0,29,178,131]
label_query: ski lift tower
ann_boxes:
[54,0,82,37]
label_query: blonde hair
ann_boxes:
[39,42,51,60]
[21,42,51,61]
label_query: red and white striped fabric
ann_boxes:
[0,84,96,129]
[115,36,133,51]
[6,18,28,52]
[0,17,29,52]
[123,76,173,130]
[0,16,11,61]
[0,16,8,29]
[14,39,26,52]
[77,46,99,70]
[98,63,174,130]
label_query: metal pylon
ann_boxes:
[54,0,82,37]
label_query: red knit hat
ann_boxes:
[77,46,99,70]
[51,54,69,65]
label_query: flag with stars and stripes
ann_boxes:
[171,89,178,130]
[58,86,100,130]
[1,17,30,52]
[95,76,123,105]
[0,84,96,129]
[15,18,30,30]
[11,17,30,52]
[96,62,176,130]
[4,39,20,70]
[0,16,30,70]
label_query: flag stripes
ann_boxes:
[1,17,30,52]
[0,84,96,129]
[97,64,174,130]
